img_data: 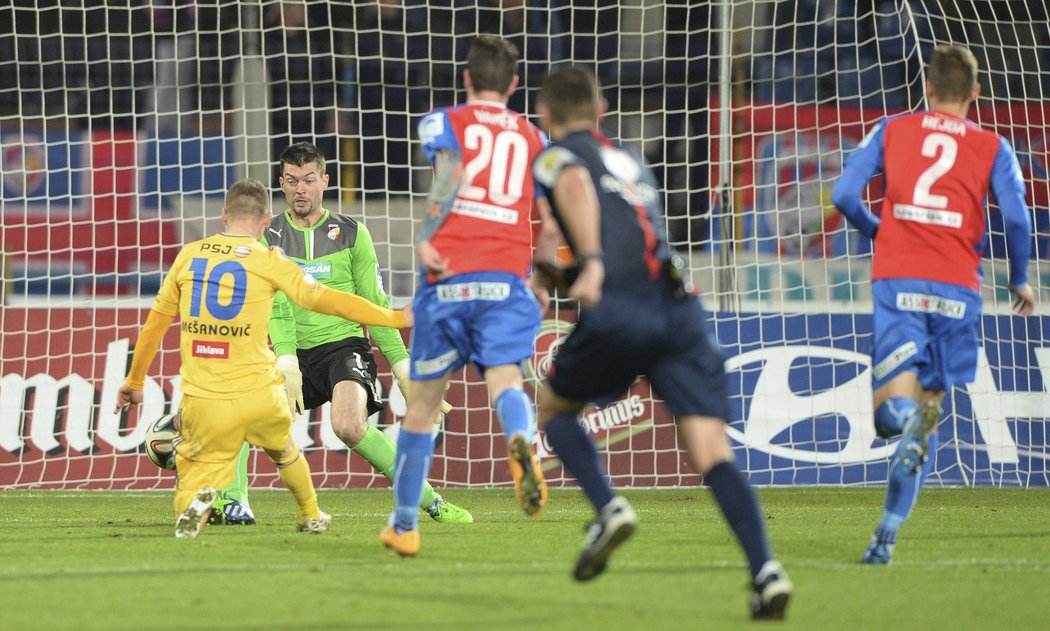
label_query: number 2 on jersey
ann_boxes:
[913,132,958,209]
[460,124,529,206]
[188,258,247,320]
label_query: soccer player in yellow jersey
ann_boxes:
[115,178,411,539]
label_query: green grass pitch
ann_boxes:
[1,487,1047,630]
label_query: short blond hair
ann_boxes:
[224,179,270,218]
[929,44,979,102]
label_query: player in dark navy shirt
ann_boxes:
[530,67,792,620]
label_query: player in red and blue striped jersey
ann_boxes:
[832,44,1036,564]
[379,34,554,557]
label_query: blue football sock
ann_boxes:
[705,460,773,579]
[495,388,534,443]
[392,428,434,532]
[544,411,615,511]
[874,396,918,438]
[872,525,898,546]
[878,432,939,536]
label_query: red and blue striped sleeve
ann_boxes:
[416,108,459,164]
[990,135,1033,287]
[831,121,886,240]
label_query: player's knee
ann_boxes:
[874,397,918,438]
[698,429,732,465]
[484,365,524,403]
[676,415,733,474]
[331,413,368,446]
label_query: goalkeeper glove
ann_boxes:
[391,358,453,421]
[276,354,305,415]
[391,358,411,403]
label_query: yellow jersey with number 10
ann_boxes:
[152,233,329,399]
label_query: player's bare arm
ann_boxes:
[553,164,604,307]
[417,148,463,277]
[532,196,564,265]
[527,196,562,312]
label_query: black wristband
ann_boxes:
[576,251,603,265]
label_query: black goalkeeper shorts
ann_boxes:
[297,337,384,416]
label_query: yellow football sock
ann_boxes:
[173,487,195,517]
[273,447,319,520]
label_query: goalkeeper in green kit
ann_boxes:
[209,142,472,525]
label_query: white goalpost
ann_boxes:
[1,0,1047,490]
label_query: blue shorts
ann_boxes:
[409,271,541,380]
[871,278,982,392]
[547,280,730,421]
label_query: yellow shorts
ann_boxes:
[173,383,293,514]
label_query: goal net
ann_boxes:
[1,1,1048,491]
[711,0,1050,488]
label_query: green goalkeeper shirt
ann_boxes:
[261,208,409,366]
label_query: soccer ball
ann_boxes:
[144,413,179,470]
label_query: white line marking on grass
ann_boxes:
[1,492,170,498]
[789,558,1047,572]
